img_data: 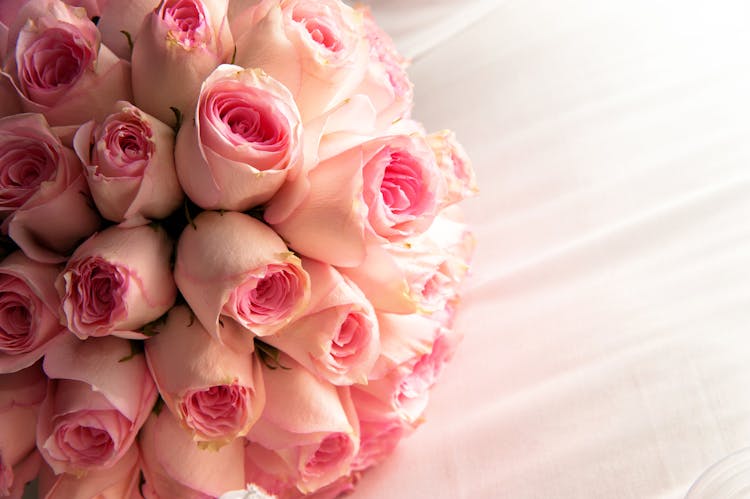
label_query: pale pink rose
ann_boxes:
[426,130,478,207]
[38,335,157,474]
[37,443,142,499]
[2,0,132,126]
[342,208,475,316]
[356,313,460,424]
[246,356,360,494]
[0,252,64,373]
[140,409,246,498]
[73,101,183,226]
[175,64,303,211]
[97,0,161,60]
[132,0,233,125]
[354,6,413,130]
[62,0,100,16]
[145,305,265,446]
[56,225,176,340]
[174,211,310,342]
[0,113,100,263]
[0,364,46,498]
[231,0,369,121]
[269,133,441,267]
[263,258,379,386]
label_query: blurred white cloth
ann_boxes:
[356,1,750,497]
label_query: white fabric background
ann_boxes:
[356,1,750,497]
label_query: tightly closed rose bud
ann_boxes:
[131,0,234,125]
[174,211,310,342]
[1,0,132,125]
[37,443,141,499]
[0,252,64,373]
[0,113,100,263]
[38,335,158,475]
[175,64,303,211]
[140,409,246,498]
[145,305,265,446]
[426,130,478,208]
[57,225,176,340]
[263,258,379,386]
[74,101,183,226]
[246,356,360,494]
[268,133,441,267]
[0,364,46,498]
[232,0,369,121]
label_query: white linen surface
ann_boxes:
[357,1,750,498]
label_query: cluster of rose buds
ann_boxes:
[0,0,477,497]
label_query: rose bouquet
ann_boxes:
[0,0,477,497]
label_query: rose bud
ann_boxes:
[0,113,100,263]
[145,305,265,446]
[246,356,360,494]
[0,252,64,374]
[0,364,46,498]
[175,64,303,211]
[426,130,478,208]
[37,443,141,499]
[354,6,414,131]
[1,0,132,126]
[268,133,441,267]
[97,0,161,60]
[131,0,234,125]
[57,225,176,340]
[140,409,246,498]
[174,211,310,341]
[355,313,460,425]
[231,0,369,121]
[38,335,158,474]
[73,101,183,227]
[263,258,379,386]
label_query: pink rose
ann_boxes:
[174,211,310,342]
[73,101,183,226]
[2,0,132,126]
[354,6,414,130]
[132,0,234,125]
[145,305,265,446]
[37,443,142,499]
[38,335,157,474]
[0,364,46,498]
[140,409,246,498]
[0,251,64,373]
[175,64,303,211]
[263,258,379,386]
[57,225,176,340]
[97,0,161,60]
[246,356,360,494]
[231,0,369,121]
[426,130,478,207]
[268,133,442,267]
[0,113,100,263]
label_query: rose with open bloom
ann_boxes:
[0,364,46,498]
[0,113,100,263]
[57,225,176,340]
[175,64,303,211]
[268,133,441,267]
[74,101,183,226]
[140,409,246,498]
[263,258,380,386]
[0,251,64,373]
[246,356,360,494]
[174,211,310,342]
[1,0,131,126]
[132,0,233,125]
[37,335,157,475]
[145,305,265,446]
[37,443,141,499]
[231,0,369,121]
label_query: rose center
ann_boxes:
[163,0,208,47]
[0,139,57,208]
[292,9,343,52]
[21,28,92,92]
[380,151,423,216]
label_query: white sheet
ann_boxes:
[356,1,750,497]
